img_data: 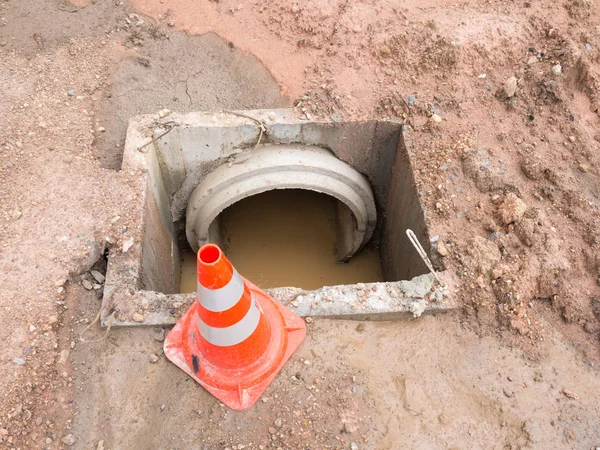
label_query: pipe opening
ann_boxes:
[199,244,221,265]
[180,189,383,292]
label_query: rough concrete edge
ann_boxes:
[101,271,458,327]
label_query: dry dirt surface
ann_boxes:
[1,0,600,449]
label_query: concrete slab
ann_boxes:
[101,272,457,327]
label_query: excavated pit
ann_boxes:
[101,109,455,326]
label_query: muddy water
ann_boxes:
[180,189,383,292]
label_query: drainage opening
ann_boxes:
[180,189,384,292]
[131,118,433,300]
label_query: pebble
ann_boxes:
[90,270,105,283]
[578,164,589,173]
[431,113,442,123]
[158,108,171,118]
[46,438,52,444]
[82,279,93,290]
[503,387,515,398]
[477,73,487,79]
[504,76,518,98]
[498,193,527,225]
[551,64,562,75]
[67,90,75,96]
[13,358,25,365]
[267,112,276,121]
[351,443,359,450]
[561,388,579,400]
[132,312,144,322]
[0,428,8,436]
[406,95,416,105]
[527,55,538,65]
[379,45,391,56]
[97,440,105,450]
[149,354,159,363]
[585,43,592,50]
[491,267,504,279]
[98,127,106,132]
[437,242,448,257]
[153,328,166,342]
[122,237,134,253]
[62,434,76,446]
[11,209,22,220]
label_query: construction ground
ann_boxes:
[1,0,600,448]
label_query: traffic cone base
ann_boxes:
[164,278,306,411]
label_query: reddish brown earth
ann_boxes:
[0,0,600,448]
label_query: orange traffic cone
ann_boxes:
[164,243,306,410]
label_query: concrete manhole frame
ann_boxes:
[100,109,457,327]
[185,145,377,261]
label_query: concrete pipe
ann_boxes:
[185,145,377,262]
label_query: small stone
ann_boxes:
[97,440,105,450]
[97,126,106,132]
[551,64,562,75]
[153,328,165,342]
[62,434,76,446]
[498,193,527,225]
[132,312,144,323]
[305,316,313,323]
[478,73,487,79]
[351,443,359,450]
[561,388,579,400]
[491,267,504,279]
[527,55,538,65]
[503,387,515,398]
[585,43,592,50]
[406,95,416,105]
[13,357,25,365]
[268,427,276,434]
[29,324,36,332]
[160,404,166,411]
[437,242,448,257]
[379,45,391,56]
[504,76,518,98]
[11,209,22,220]
[123,237,134,253]
[267,112,276,121]
[82,280,93,290]
[90,270,105,283]
[67,90,75,96]
[431,113,442,123]
[48,316,58,324]
[0,429,8,436]
[158,108,171,118]
[149,354,159,363]
[136,18,145,26]
[46,437,53,444]
[274,417,282,428]
[303,359,311,365]
[578,164,589,173]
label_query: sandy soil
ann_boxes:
[0,0,600,448]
